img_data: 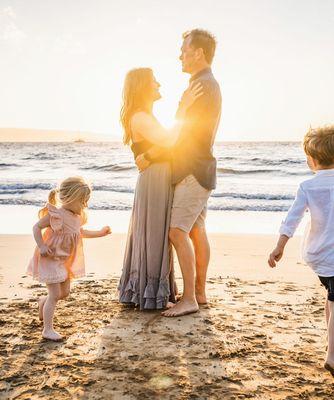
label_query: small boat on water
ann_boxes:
[74,138,85,143]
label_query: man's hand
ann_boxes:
[135,154,150,172]
[39,243,53,257]
[268,246,284,268]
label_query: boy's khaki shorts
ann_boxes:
[170,175,211,233]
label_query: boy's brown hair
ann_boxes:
[303,125,334,166]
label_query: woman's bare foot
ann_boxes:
[42,329,63,342]
[38,296,47,321]
[162,299,199,317]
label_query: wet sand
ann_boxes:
[1,234,334,399]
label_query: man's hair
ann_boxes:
[183,29,217,64]
[303,125,334,166]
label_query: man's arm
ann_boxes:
[135,145,167,172]
[186,80,222,149]
[136,82,204,171]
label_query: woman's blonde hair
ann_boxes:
[39,176,92,224]
[120,68,154,145]
[304,125,334,167]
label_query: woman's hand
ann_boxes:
[180,82,203,111]
[39,243,53,257]
[100,226,112,236]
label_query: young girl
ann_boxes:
[268,126,334,376]
[27,176,111,341]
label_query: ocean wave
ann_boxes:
[217,167,274,174]
[207,204,290,212]
[0,183,53,191]
[216,167,310,176]
[0,163,20,168]
[0,182,134,194]
[0,198,131,211]
[211,192,295,201]
[249,157,304,165]
[0,198,289,212]
[23,153,57,160]
[92,184,134,194]
[0,189,29,195]
[82,163,135,172]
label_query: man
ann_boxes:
[136,29,222,317]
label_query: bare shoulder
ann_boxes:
[131,111,152,124]
[132,112,158,134]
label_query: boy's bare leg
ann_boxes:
[326,299,330,325]
[325,300,334,368]
[190,224,210,304]
[162,228,199,317]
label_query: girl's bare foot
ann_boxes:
[38,296,47,321]
[42,329,63,342]
[166,302,176,309]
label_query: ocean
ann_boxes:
[0,141,310,213]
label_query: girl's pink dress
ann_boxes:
[27,203,85,284]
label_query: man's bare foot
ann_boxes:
[196,293,207,305]
[324,361,334,378]
[162,299,199,317]
[42,329,63,342]
[38,296,47,321]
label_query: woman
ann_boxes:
[118,68,201,310]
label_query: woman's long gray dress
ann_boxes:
[118,140,177,309]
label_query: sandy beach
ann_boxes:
[1,233,334,399]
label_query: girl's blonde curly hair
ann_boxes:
[39,176,92,224]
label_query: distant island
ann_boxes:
[0,128,120,142]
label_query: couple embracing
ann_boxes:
[118,29,222,317]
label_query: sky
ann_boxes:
[1,0,333,141]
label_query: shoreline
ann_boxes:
[0,232,317,302]
[0,205,308,235]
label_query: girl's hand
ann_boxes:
[180,82,203,110]
[100,226,112,236]
[268,246,284,268]
[39,243,53,257]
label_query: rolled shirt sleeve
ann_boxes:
[279,185,308,237]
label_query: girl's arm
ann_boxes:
[33,214,53,256]
[80,226,111,239]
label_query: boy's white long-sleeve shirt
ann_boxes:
[279,169,334,277]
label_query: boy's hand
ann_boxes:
[39,243,53,257]
[268,246,284,268]
[100,226,112,236]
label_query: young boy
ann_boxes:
[268,125,334,376]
